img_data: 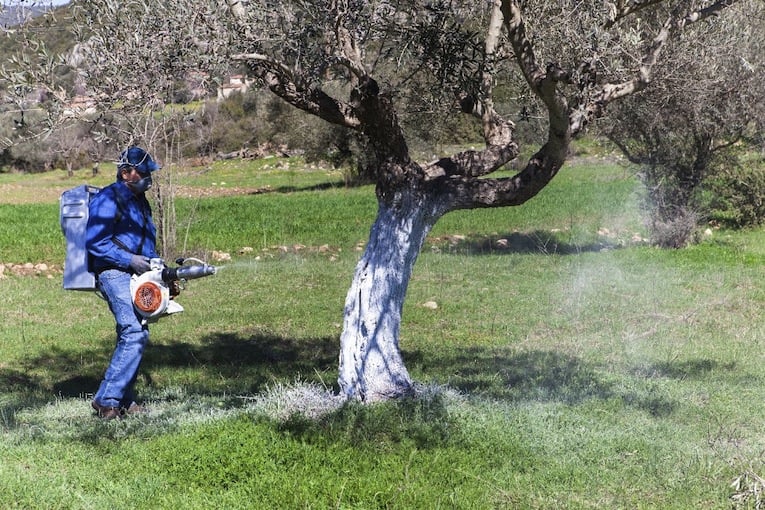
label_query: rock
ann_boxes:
[212,251,232,262]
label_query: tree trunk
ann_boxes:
[338,188,439,401]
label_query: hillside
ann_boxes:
[0,2,75,62]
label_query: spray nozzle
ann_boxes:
[161,258,217,283]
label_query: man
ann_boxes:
[86,146,161,420]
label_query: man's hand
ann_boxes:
[129,254,151,275]
[168,279,181,297]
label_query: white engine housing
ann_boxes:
[129,260,184,323]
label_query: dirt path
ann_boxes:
[0,183,270,205]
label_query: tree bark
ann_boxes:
[338,186,442,401]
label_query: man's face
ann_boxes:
[122,166,153,194]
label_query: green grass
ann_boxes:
[176,188,377,252]
[2,156,765,508]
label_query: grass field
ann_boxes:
[2,154,765,508]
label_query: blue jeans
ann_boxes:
[93,269,148,409]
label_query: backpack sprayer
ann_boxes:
[130,257,217,324]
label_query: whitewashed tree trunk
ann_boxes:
[338,191,440,401]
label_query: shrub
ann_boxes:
[703,156,765,228]
[647,207,700,249]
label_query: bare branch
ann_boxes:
[426,0,518,180]
[441,149,566,210]
[236,52,361,129]
[501,0,543,89]
[334,18,366,81]
[679,0,744,26]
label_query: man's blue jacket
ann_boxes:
[86,181,159,274]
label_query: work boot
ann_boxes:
[91,400,122,420]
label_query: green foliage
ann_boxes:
[207,100,260,154]
[703,155,765,228]
[0,4,75,66]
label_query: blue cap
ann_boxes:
[117,146,160,178]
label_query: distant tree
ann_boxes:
[603,1,765,247]
[53,121,97,176]
[4,0,752,401]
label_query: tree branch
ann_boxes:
[425,0,518,180]
[501,0,570,149]
[334,18,366,82]
[436,1,609,210]
[573,0,744,135]
[232,52,361,129]
[501,0,543,89]
[441,149,566,210]
[424,146,516,180]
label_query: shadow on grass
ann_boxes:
[409,346,739,418]
[271,180,347,194]
[647,359,737,379]
[427,347,615,403]
[43,333,338,397]
[142,331,340,393]
[0,331,340,435]
[0,367,38,392]
[0,330,739,434]
[30,331,340,399]
[430,230,624,255]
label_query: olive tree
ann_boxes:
[6,0,749,401]
[603,1,765,246]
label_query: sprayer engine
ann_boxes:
[130,257,217,323]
